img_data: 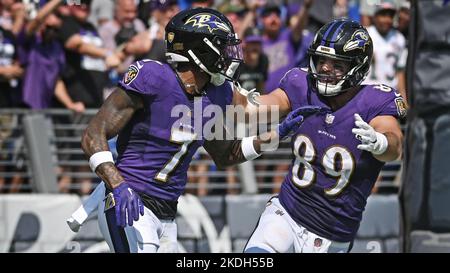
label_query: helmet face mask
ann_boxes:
[165,8,243,86]
[307,19,373,96]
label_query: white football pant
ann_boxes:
[244,197,351,253]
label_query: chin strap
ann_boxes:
[187,50,226,86]
[234,81,261,106]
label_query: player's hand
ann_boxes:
[277,106,326,140]
[112,182,144,227]
[352,113,388,155]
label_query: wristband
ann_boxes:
[89,151,114,172]
[241,136,261,161]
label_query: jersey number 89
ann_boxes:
[292,135,355,197]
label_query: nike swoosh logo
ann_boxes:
[136,62,143,69]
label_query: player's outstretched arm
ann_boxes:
[233,86,293,122]
[203,131,278,169]
[204,106,326,168]
[81,87,143,188]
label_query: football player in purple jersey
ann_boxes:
[69,8,322,253]
[241,19,406,253]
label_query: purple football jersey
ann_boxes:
[277,68,405,242]
[116,60,233,201]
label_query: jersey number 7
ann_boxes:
[155,129,197,182]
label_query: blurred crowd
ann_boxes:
[0,0,410,195]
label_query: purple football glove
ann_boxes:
[112,182,144,227]
[277,106,328,140]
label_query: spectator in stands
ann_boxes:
[261,0,313,93]
[363,2,407,102]
[99,0,145,75]
[19,0,84,112]
[123,0,178,63]
[359,0,407,27]
[285,2,314,68]
[239,27,268,95]
[59,0,120,108]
